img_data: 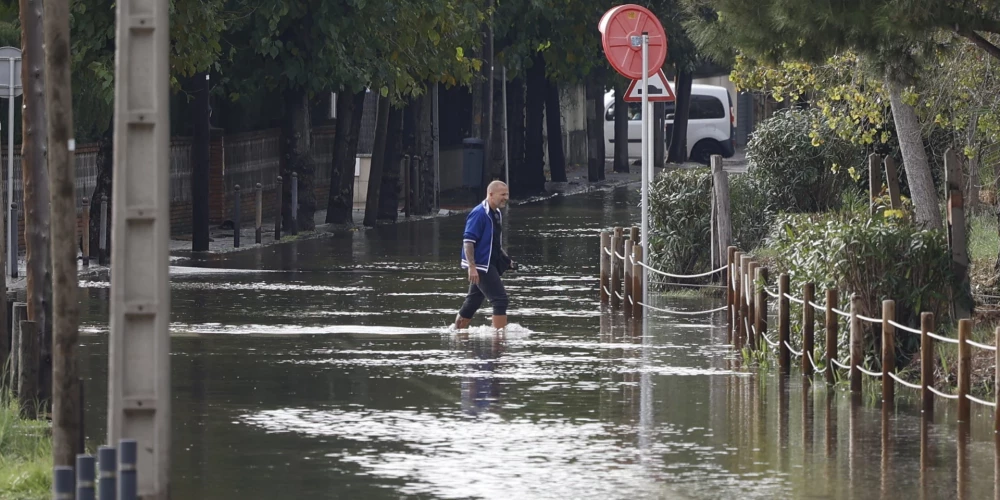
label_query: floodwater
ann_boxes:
[75,186,999,499]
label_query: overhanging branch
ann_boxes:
[955,26,1000,61]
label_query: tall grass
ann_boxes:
[0,388,51,500]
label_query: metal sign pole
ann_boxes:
[641,34,649,308]
[7,57,13,278]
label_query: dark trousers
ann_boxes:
[459,266,509,318]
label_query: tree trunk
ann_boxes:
[966,114,981,213]
[326,89,366,224]
[507,77,525,189]
[653,101,665,167]
[363,93,391,227]
[20,0,52,405]
[89,127,112,258]
[668,70,693,163]
[191,72,211,250]
[43,0,80,467]
[613,77,629,172]
[377,106,403,221]
[481,0,495,193]
[281,88,315,231]
[585,74,606,182]
[887,79,941,230]
[545,76,567,182]
[417,91,434,214]
[522,53,547,195]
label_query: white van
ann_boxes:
[603,84,736,164]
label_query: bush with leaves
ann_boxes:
[747,107,864,213]
[765,212,964,365]
[648,168,713,279]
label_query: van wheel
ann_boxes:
[690,140,722,165]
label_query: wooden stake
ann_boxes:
[802,283,815,377]
[921,312,935,416]
[850,294,862,393]
[958,318,971,423]
[826,289,838,385]
[755,267,768,351]
[778,273,790,375]
[882,300,895,406]
[599,231,610,304]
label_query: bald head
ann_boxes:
[486,181,509,210]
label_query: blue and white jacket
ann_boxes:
[460,200,500,272]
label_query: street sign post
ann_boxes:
[600,5,667,309]
[0,46,22,278]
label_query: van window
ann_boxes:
[689,95,725,119]
[606,102,677,121]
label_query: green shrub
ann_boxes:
[648,168,712,278]
[746,107,863,213]
[765,212,965,364]
[730,173,776,252]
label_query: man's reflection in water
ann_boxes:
[459,332,505,416]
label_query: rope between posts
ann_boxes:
[857,314,881,324]
[603,286,611,297]
[761,331,780,348]
[832,307,851,319]
[637,302,728,316]
[783,341,803,357]
[783,293,804,305]
[809,300,826,312]
[928,386,960,400]
[831,358,851,370]
[887,372,922,390]
[965,338,998,352]
[638,261,727,279]
[888,320,922,335]
[966,394,998,408]
[765,287,779,299]
[603,247,612,257]
[806,351,825,373]
[615,250,625,260]
[857,366,883,378]
[926,331,960,345]
[615,291,623,301]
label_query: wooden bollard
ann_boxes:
[599,231,611,304]
[739,255,751,348]
[778,273,790,375]
[826,289,839,385]
[995,327,1000,433]
[733,251,743,345]
[17,320,38,419]
[747,261,758,348]
[802,283,815,377]
[632,246,643,319]
[958,318,971,423]
[81,198,90,267]
[624,239,633,317]
[630,226,639,245]
[921,312,935,415]
[255,182,263,244]
[610,227,622,309]
[727,246,737,339]
[755,267,768,351]
[849,294,862,393]
[882,300,896,406]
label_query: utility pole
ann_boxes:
[108,0,172,496]
[43,0,79,467]
[20,0,53,408]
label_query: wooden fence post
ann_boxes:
[17,320,38,419]
[825,289,838,385]
[882,300,896,406]
[630,226,639,245]
[958,318,971,423]
[921,312,935,415]
[733,251,743,346]
[778,273,790,375]
[755,267,768,351]
[884,156,902,210]
[739,254,751,348]
[82,198,90,267]
[945,149,971,320]
[726,246,736,341]
[713,157,732,275]
[632,246,643,320]
[849,294,862,393]
[600,230,610,305]
[747,261,758,348]
[611,227,623,309]
[624,240,633,317]
[802,283,815,377]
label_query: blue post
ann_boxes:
[118,439,137,500]
[53,465,75,500]
[97,446,116,500]
[77,454,96,500]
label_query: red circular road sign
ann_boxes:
[599,5,668,80]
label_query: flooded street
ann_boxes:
[74,186,997,499]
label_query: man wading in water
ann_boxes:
[454,180,516,331]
